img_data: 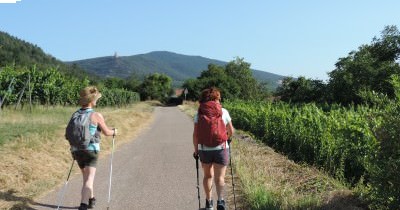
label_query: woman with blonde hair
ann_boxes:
[66,86,117,210]
[193,87,235,210]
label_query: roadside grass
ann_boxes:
[178,103,364,210]
[0,102,155,209]
[0,106,74,145]
[231,133,364,210]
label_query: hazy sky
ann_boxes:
[1,0,400,80]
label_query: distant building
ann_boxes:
[174,88,184,97]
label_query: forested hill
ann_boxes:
[0,30,284,88]
[0,31,89,78]
[0,31,59,67]
[69,51,284,87]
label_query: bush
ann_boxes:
[366,103,400,209]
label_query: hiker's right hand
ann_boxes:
[193,152,199,159]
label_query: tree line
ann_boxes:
[275,25,400,106]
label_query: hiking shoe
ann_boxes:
[78,203,88,210]
[205,199,214,210]
[88,197,96,209]
[217,200,226,210]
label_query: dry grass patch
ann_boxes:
[178,101,198,117]
[0,102,154,209]
[232,132,365,210]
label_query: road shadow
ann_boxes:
[0,189,36,210]
[30,202,78,209]
[0,189,78,210]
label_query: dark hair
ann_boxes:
[199,87,221,103]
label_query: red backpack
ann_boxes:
[197,101,228,147]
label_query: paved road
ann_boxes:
[33,107,209,210]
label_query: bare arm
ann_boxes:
[226,121,235,138]
[92,112,115,136]
[193,123,199,155]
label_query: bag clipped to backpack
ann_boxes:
[197,101,228,147]
[65,109,94,150]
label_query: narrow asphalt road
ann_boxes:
[33,106,210,210]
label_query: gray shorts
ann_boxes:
[199,148,229,166]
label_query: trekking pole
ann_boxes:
[228,139,237,210]
[56,159,75,210]
[193,153,201,209]
[107,131,116,210]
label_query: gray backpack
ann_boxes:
[65,109,94,150]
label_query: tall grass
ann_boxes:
[224,100,400,209]
[224,100,379,184]
[0,106,75,145]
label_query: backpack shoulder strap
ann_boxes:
[82,109,94,125]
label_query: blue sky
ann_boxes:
[1,0,400,80]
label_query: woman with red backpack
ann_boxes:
[193,87,235,210]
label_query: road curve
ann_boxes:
[33,106,209,210]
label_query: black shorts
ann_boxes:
[73,150,98,169]
[199,148,229,166]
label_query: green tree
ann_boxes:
[328,25,400,105]
[182,58,270,101]
[366,76,400,209]
[104,77,126,89]
[124,72,141,91]
[225,57,260,100]
[139,73,172,101]
[275,76,329,103]
[181,78,200,101]
[182,64,240,101]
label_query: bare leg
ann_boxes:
[81,166,96,204]
[202,163,214,200]
[214,164,227,200]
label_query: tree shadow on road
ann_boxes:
[0,189,78,210]
[0,189,36,210]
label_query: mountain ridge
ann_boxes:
[0,30,284,88]
[69,51,284,88]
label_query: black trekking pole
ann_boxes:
[107,131,116,210]
[193,153,201,209]
[228,139,237,210]
[56,159,75,210]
